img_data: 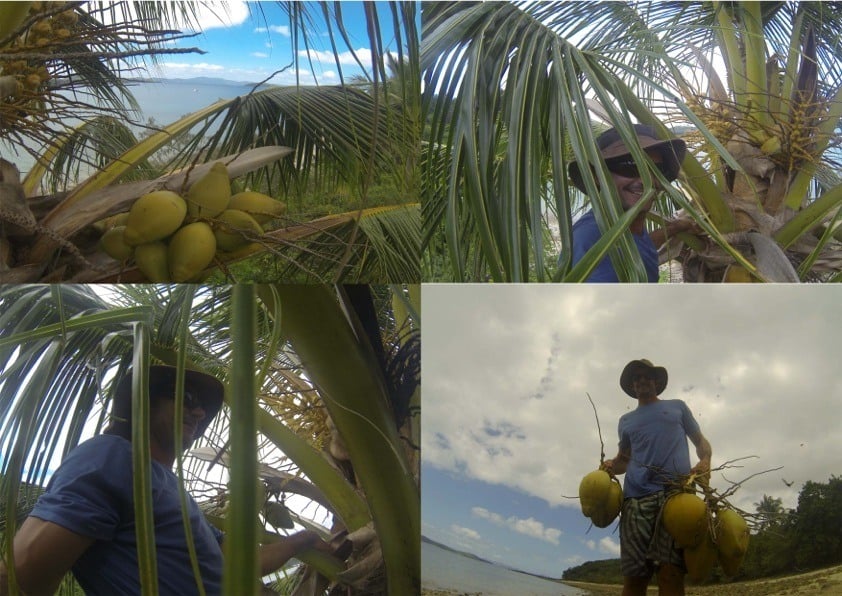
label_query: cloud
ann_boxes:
[254,25,291,36]
[451,525,481,541]
[471,507,562,545]
[251,52,269,59]
[598,537,621,557]
[297,48,373,66]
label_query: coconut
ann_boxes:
[99,226,133,261]
[663,492,708,548]
[168,222,217,282]
[134,242,169,282]
[684,522,717,583]
[227,190,286,224]
[716,508,749,577]
[186,162,231,218]
[213,209,263,252]
[579,469,612,518]
[123,191,187,246]
[590,478,623,528]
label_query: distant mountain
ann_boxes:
[127,76,271,88]
[421,535,563,583]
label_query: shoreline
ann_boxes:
[422,563,842,596]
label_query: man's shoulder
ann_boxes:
[571,210,597,233]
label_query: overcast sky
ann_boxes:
[421,284,841,579]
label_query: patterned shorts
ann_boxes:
[620,491,685,578]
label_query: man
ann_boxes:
[567,124,695,282]
[0,365,331,595]
[602,359,712,596]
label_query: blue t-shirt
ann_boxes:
[618,399,701,498]
[570,210,659,282]
[30,434,223,595]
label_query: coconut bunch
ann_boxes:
[578,466,623,528]
[97,162,286,281]
[0,2,79,134]
[661,476,750,583]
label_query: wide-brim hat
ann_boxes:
[569,124,687,193]
[620,358,668,398]
[112,365,224,440]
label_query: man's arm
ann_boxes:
[601,447,631,476]
[688,430,713,476]
[0,517,94,596]
[258,530,330,577]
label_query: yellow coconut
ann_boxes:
[716,508,749,577]
[123,191,187,246]
[723,264,755,283]
[185,162,231,218]
[99,226,134,261]
[134,242,169,282]
[168,222,217,282]
[227,190,286,224]
[590,478,623,528]
[213,209,263,252]
[684,528,718,583]
[579,469,612,518]
[93,211,129,233]
[663,492,708,548]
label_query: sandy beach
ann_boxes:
[422,563,842,596]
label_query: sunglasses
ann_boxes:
[604,155,674,181]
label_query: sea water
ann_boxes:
[421,540,586,596]
[0,78,266,178]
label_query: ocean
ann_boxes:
[421,540,586,596]
[0,78,266,178]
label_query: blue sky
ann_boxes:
[140,1,409,84]
[422,284,842,579]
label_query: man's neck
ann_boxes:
[150,442,175,468]
[636,394,660,406]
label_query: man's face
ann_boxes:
[150,392,207,453]
[607,149,666,213]
[631,370,658,399]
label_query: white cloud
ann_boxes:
[451,525,481,541]
[598,537,621,557]
[471,507,562,545]
[297,47,373,66]
[254,25,291,36]
[251,52,268,59]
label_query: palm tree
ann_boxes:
[0,284,420,595]
[754,494,786,531]
[421,1,842,282]
[1,2,420,284]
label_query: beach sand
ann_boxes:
[422,563,842,596]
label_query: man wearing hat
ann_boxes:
[1,365,332,595]
[567,124,695,282]
[602,359,712,595]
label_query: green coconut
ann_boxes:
[716,508,749,577]
[590,478,623,528]
[227,190,286,224]
[684,527,718,583]
[663,492,708,548]
[168,222,217,282]
[99,226,133,261]
[134,242,169,282]
[579,469,612,518]
[213,208,263,252]
[185,162,231,218]
[123,190,187,246]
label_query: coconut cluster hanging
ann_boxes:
[661,476,751,583]
[98,162,286,281]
